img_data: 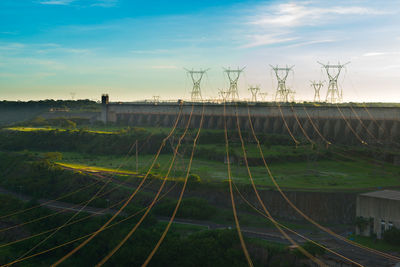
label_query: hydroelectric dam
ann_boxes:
[100,97,400,145]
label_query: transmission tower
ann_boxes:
[311,80,324,102]
[185,68,209,101]
[219,89,230,102]
[223,67,245,101]
[259,92,268,101]
[318,61,350,103]
[248,86,260,102]
[270,65,294,102]
[70,92,76,100]
[152,95,160,103]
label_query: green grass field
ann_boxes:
[58,151,400,191]
[5,126,117,135]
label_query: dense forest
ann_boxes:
[0,152,320,266]
[0,100,99,111]
[0,100,100,126]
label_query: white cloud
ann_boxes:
[39,0,75,5]
[150,65,178,69]
[38,0,117,7]
[0,42,25,50]
[241,34,297,48]
[91,0,118,7]
[363,52,387,57]
[0,31,18,35]
[383,64,400,70]
[285,39,335,48]
[251,2,387,27]
[130,49,171,54]
[61,48,90,54]
[363,52,400,57]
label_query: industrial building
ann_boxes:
[356,190,400,239]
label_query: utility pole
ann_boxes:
[185,68,209,101]
[248,86,260,102]
[223,67,245,101]
[311,80,324,102]
[318,61,350,103]
[270,65,294,102]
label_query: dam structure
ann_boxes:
[100,95,400,145]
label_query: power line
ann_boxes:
[96,105,195,266]
[142,104,205,267]
[51,103,185,266]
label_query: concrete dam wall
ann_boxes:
[101,102,400,144]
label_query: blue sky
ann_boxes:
[1,0,400,102]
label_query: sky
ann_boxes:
[1,0,400,102]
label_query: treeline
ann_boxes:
[0,128,166,156]
[0,199,302,267]
[0,128,298,156]
[0,153,317,266]
[0,99,99,111]
[20,117,92,128]
[0,151,114,207]
[0,127,335,165]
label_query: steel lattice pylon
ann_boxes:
[223,67,245,101]
[259,92,268,101]
[318,61,350,103]
[248,86,260,102]
[270,65,294,102]
[152,95,160,103]
[218,89,228,102]
[310,80,324,102]
[185,68,209,101]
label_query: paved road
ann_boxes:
[0,186,122,216]
[1,184,399,266]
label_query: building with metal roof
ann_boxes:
[356,190,400,239]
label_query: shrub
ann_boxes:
[383,227,400,246]
[355,216,371,233]
[188,173,201,183]
[43,152,63,162]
